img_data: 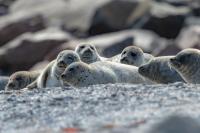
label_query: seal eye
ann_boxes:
[122,51,127,55]
[80,46,85,49]
[67,56,74,62]
[68,68,75,72]
[130,52,137,57]
[16,77,22,81]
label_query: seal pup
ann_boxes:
[75,44,107,64]
[5,71,40,90]
[120,46,154,67]
[28,50,81,89]
[169,48,200,84]
[61,61,152,87]
[138,56,185,84]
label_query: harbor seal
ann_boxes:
[61,61,152,87]
[138,56,185,84]
[120,46,154,66]
[5,71,40,90]
[28,50,81,89]
[169,48,200,84]
[75,44,107,64]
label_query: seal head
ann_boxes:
[61,62,92,86]
[120,46,144,66]
[139,56,185,83]
[6,71,31,90]
[169,48,200,84]
[75,44,101,64]
[54,50,81,78]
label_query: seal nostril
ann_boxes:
[8,83,15,88]
[61,74,66,79]
[138,66,145,74]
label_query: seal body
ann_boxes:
[120,46,154,66]
[75,44,107,64]
[138,56,185,84]
[5,71,40,90]
[61,61,152,87]
[170,48,200,84]
[29,50,81,89]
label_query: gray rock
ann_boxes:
[0,14,46,46]
[46,29,167,60]
[175,26,200,49]
[0,28,72,73]
[142,2,191,38]
[9,0,111,36]
[88,0,150,35]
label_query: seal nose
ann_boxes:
[84,48,92,54]
[138,66,146,74]
[58,61,66,68]
[61,74,66,79]
[120,57,128,63]
[8,82,15,88]
[169,58,181,67]
[170,58,175,63]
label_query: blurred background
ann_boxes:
[0,0,199,75]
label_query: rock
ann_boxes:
[142,2,191,38]
[30,60,49,71]
[0,76,8,90]
[9,0,111,37]
[154,41,182,56]
[175,26,200,49]
[88,0,150,35]
[149,115,200,133]
[0,28,73,73]
[0,13,46,46]
[184,16,200,27]
[46,29,166,60]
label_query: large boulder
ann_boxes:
[0,13,46,46]
[141,2,191,38]
[9,0,111,37]
[175,26,200,49]
[0,28,73,73]
[88,0,151,35]
[46,29,167,60]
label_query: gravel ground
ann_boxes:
[1,83,200,133]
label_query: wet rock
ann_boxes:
[175,26,200,49]
[142,2,191,38]
[0,28,72,73]
[0,14,46,46]
[149,115,200,133]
